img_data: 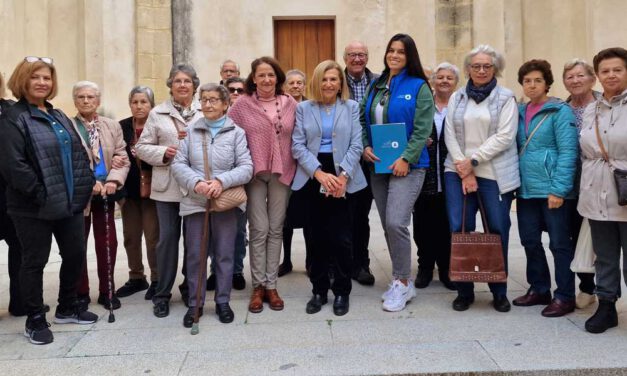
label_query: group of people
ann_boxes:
[1,35,627,346]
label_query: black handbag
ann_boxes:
[594,108,627,206]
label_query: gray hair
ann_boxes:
[220,59,240,72]
[286,69,306,82]
[198,83,230,105]
[128,85,155,108]
[432,62,460,82]
[166,63,200,90]
[562,58,595,79]
[72,80,101,98]
[463,44,505,77]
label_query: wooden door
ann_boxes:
[274,19,335,81]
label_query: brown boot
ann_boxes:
[264,288,284,311]
[248,286,265,313]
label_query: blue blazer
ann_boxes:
[291,99,367,193]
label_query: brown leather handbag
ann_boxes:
[139,167,152,198]
[449,195,507,283]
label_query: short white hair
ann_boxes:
[463,44,505,77]
[72,80,100,98]
[220,59,240,72]
[432,62,460,82]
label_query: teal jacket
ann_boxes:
[516,97,578,199]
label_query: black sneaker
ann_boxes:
[145,281,158,300]
[97,293,121,310]
[54,306,98,324]
[232,273,246,290]
[77,295,91,312]
[353,267,375,286]
[153,301,169,318]
[206,274,216,291]
[24,313,53,345]
[116,279,149,298]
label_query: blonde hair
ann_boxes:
[7,60,58,100]
[308,60,349,103]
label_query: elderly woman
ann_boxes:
[136,64,203,318]
[413,62,459,290]
[229,56,298,313]
[444,45,519,313]
[115,86,159,300]
[172,83,252,327]
[280,68,311,277]
[563,59,599,309]
[513,59,578,317]
[579,47,627,333]
[72,81,129,311]
[292,60,365,315]
[206,76,248,291]
[0,57,97,345]
[361,34,435,312]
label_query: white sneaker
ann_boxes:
[382,279,416,312]
[576,292,597,309]
[381,283,394,301]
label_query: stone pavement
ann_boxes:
[1,208,627,376]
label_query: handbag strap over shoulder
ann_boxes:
[519,113,550,157]
[200,131,212,181]
[594,104,613,169]
[461,194,491,234]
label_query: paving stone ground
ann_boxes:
[0,207,626,376]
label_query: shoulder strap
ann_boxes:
[201,131,211,180]
[594,102,612,167]
[519,113,550,157]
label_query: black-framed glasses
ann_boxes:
[24,56,54,65]
[200,97,223,106]
[379,91,390,106]
[470,64,494,72]
[228,87,245,94]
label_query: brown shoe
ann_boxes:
[264,288,284,311]
[248,286,265,313]
[512,291,552,306]
[541,298,575,317]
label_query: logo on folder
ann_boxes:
[369,123,408,174]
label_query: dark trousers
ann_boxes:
[517,198,576,301]
[445,172,514,297]
[78,198,117,295]
[412,192,451,276]
[4,216,24,314]
[589,220,627,300]
[153,201,188,303]
[350,160,373,272]
[571,210,596,294]
[306,153,353,296]
[11,213,86,315]
[282,187,313,270]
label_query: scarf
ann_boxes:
[466,77,497,104]
[77,113,101,164]
[171,97,197,122]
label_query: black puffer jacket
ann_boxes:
[120,117,152,200]
[0,99,94,220]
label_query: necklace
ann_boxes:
[324,104,333,115]
[256,93,282,134]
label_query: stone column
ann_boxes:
[435,0,473,71]
[171,0,193,65]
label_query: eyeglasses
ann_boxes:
[470,64,494,72]
[228,87,245,94]
[221,69,238,74]
[347,53,368,60]
[522,78,545,85]
[200,97,223,106]
[24,56,54,65]
[172,78,193,86]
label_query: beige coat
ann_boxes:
[135,98,203,202]
[578,89,627,221]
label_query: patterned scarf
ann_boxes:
[78,113,101,164]
[171,97,197,122]
[466,78,497,104]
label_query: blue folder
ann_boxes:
[370,123,407,174]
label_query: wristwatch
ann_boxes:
[471,158,479,167]
[340,170,349,179]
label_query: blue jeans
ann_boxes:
[444,172,514,297]
[517,198,575,301]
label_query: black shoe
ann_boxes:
[215,302,235,323]
[585,299,618,334]
[153,301,169,318]
[116,278,149,298]
[232,273,246,290]
[183,306,203,328]
[278,262,293,277]
[493,295,511,313]
[144,281,158,300]
[77,295,91,312]
[97,293,121,310]
[440,277,457,291]
[306,294,328,314]
[206,274,216,291]
[414,269,433,289]
[353,267,375,286]
[24,313,53,345]
[333,295,349,316]
[452,295,474,311]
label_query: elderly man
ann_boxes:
[343,41,379,286]
[71,81,130,311]
[219,59,240,85]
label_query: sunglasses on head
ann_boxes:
[24,56,54,65]
[228,87,245,94]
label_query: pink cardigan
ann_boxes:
[229,94,297,186]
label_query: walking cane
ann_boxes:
[191,200,211,335]
[103,195,116,323]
